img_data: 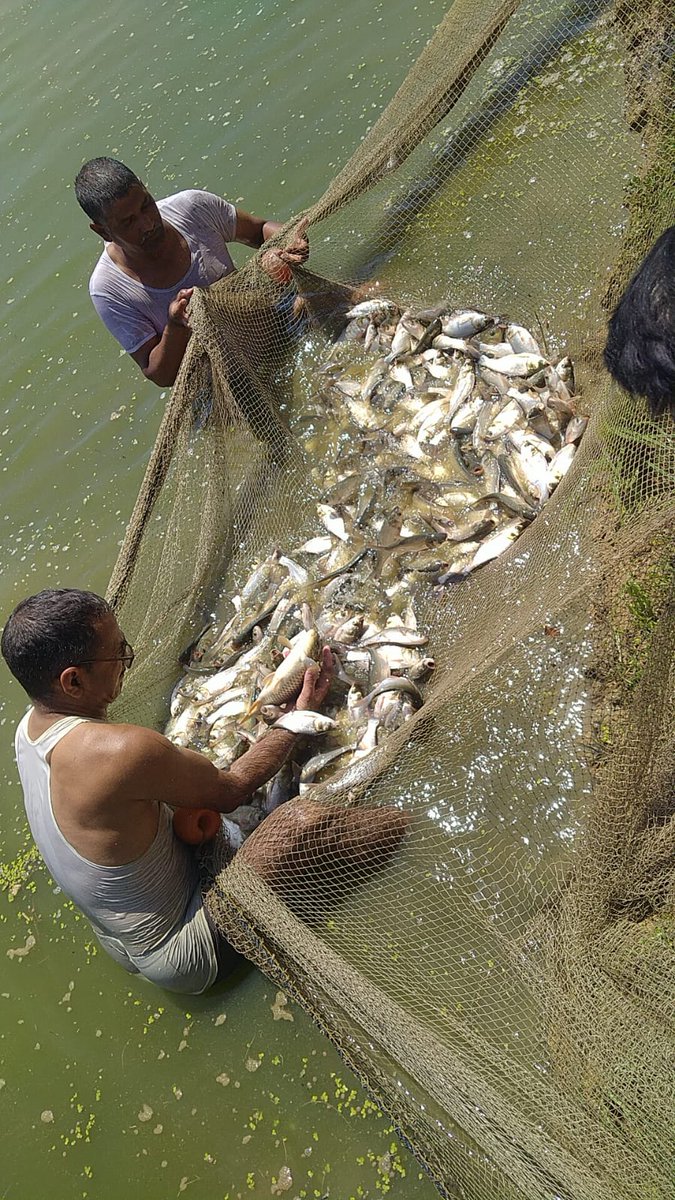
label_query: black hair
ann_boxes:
[74,157,142,224]
[1,589,112,701]
[604,225,675,419]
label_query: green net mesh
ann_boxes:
[108,0,675,1194]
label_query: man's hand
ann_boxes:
[281,217,310,266]
[295,647,333,712]
[260,218,310,285]
[168,287,193,328]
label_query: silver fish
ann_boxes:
[358,676,424,710]
[345,298,399,321]
[247,629,321,715]
[505,323,541,355]
[240,550,281,602]
[478,352,548,378]
[441,310,495,339]
[360,628,428,648]
[547,443,576,488]
[564,415,587,445]
[408,656,436,681]
[299,744,355,789]
[470,519,525,571]
[264,761,295,813]
[205,689,249,725]
[272,710,337,735]
[298,535,333,555]
[317,504,350,542]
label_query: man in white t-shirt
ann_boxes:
[75,157,308,387]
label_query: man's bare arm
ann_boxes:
[130,288,193,387]
[84,651,333,814]
[234,210,283,249]
[88,723,296,814]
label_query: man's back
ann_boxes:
[15,709,220,992]
[16,711,199,945]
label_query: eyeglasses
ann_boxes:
[76,641,135,669]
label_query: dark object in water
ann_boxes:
[604,225,675,419]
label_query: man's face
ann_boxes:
[93,183,166,256]
[75,613,134,705]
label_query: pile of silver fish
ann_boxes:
[166,299,586,828]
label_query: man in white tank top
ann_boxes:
[74,157,309,387]
[2,589,331,994]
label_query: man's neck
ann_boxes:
[107,222,190,288]
[32,697,109,724]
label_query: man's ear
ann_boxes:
[90,221,108,241]
[59,666,83,696]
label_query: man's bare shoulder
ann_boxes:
[52,720,170,775]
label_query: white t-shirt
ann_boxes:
[88,189,238,354]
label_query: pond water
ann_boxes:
[0,1,639,1197]
[0,2,447,1197]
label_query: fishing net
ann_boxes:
[109,0,675,1195]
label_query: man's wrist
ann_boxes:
[166,316,190,335]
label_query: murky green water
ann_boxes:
[0,1,639,1196]
[0,2,446,1196]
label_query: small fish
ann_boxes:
[470,519,525,571]
[356,717,380,753]
[477,340,513,358]
[364,320,378,352]
[179,622,213,667]
[547,443,576,488]
[299,744,355,789]
[272,710,337,735]
[344,396,382,430]
[450,393,484,434]
[485,398,525,439]
[505,323,541,355]
[345,298,399,321]
[508,427,556,463]
[564,415,587,445]
[332,378,362,399]
[445,359,476,420]
[407,656,436,681]
[241,550,281,603]
[357,676,424,710]
[478,352,548,378]
[385,317,414,361]
[555,355,575,390]
[279,555,309,585]
[361,358,389,401]
[389,363,414,390]
[298,535,333,555]
[328,613,366,644]
[472,491,538,521]
[317,504,350,542]
[377,531,445,561]
[505,435,550,502]
[434,512,497,543]
[434,334,480,357]
[205,689,249,725]
[246,629,321,716]
[360,628,428,648]
[397,433,429,461]
[441,310,495,339]
[165,703,209,741]
[264,761,296,813]
[410,317,443,355]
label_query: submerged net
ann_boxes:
[109,0,675,1196]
